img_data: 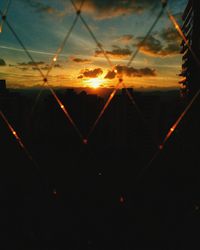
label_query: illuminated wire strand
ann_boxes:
[45,15,79,78]
[121,81,158,147]
[122,82,146,123]
[88,0,167,144]
[86,78,123,141]
[120,1,168,146]
[30,0,86,141]
[47,81,84,140]
[127,1,167,68]
[0,110,39,169]
[31,0,85,116]
[135,6,200,181]
[119,1,167,132]
[0,10,45,78]
[70,0,126,141]
[124,1,167,118]
[0,0,169,148]
[0,8,84,141]
[1,0,192,156]
[167,9,200,68]
[70,0,154,142]
[0,110,57,195]
[137,87,200,182]
[45,0,86,78]
[30,14,80,119]
[160,8,200,147]
[70,0,113,69]
[0,0,11,33]
[70,0,166,143]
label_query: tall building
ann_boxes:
[180,0,200,97]
[0,79,7,94]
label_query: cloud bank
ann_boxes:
[105,65,156,79]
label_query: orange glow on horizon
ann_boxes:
[87,78,104,89]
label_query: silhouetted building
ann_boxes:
[180,0,200,97]
[99,89,161,163]
[0,79,8,94]
[0,80,31,136]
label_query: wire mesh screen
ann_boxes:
[1,0,200,247]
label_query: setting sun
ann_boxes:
[85,78,104,89]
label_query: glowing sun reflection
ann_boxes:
[85,78,105,89]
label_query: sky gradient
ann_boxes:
[0,0,187,91]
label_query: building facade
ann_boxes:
[180,0,200,97]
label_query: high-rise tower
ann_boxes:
[180,0,200,97]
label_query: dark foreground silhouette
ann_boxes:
[0,87,200,249]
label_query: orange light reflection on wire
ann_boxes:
[0,110,37,164]
[48,85,84,141]
[86,79,122,140]
[167,11,200,68]
[168,13,186,42]
[156,11,200,150]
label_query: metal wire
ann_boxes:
[0,11,45,78]
[45,0,86,78]
[121,1,167,143]
[0,0,11,33]
[0,110,39,169]
[30,14,80,119]
[86,78,123,141]
[121,81,158,147]
[0,8,84,142]
[127,2,167,68]
[159,8,200,148]
[135,5,200,181]
[167,9,200,68]
[30,0,86,141]
[70,0,113,69]
[69,0,162,142]
[87,1,167,144]
[1,0,199,186]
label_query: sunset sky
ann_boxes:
[0,0,187,90]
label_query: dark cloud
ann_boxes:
[75,0,161,19]
[71,57,91,63]
[20,0,67,17]
[32,67,38,71]
[117,34,134,44]
[40,66,49,70]
[18,67,29,71]
[0,58,6,66]
[37,6,57,14]
[77,75,83,79]
[104,70,116,79]
[105,65,156,79]
[38,64,62,70]
[18,61,45,66]
[162,43,180,55]
[21,0,54,12]
[137,28,181,57]
[138,35,163,56]
[79,68,103,78]
[160,27,180,43]
[95,46,132,58]
[54,64,62,68]
[16,62,61,71]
